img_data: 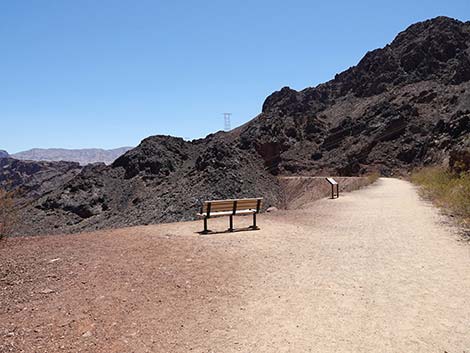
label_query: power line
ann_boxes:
[223,113,232,131]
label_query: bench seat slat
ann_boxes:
[206,203,258,212]
[197,209,256,218]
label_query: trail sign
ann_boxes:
[325,177,339,199]
[326,177,338,185]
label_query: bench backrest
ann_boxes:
[202,198,262,215]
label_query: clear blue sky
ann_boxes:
[1,0,469,153]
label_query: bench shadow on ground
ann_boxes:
[196,226,260,235]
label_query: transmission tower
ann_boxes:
[223,113,231,131]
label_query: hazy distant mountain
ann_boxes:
[0,150,9,158]
[12,147,133,165]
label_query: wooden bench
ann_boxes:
[197,198,263,234]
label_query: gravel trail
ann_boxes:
[1,178,469,352]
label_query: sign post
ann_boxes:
[325,177,339,199]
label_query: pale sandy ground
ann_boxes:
[1,178,470,352]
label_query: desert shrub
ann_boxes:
[447,172,470,218]
[411,167,470,221]
[411,167,453,200]
[0,188,16,240]
[367,172,381,184]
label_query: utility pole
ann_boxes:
[223,113,231,132]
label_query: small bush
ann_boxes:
[447,172,470,218]
[411,167,470,222]
[0,188,17,240]
[367,172,381,184]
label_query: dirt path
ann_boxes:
[1,178,470,352]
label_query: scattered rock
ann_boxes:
[82,331,93,338]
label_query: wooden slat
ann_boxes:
[204,202,234,209]
[202,201,233,213]
[238,200,262,207]
[204,197,262,203]
[235,199,259,205]
[197,209,256,217]
[207,204,234,212]
[205,200,235,206]
[235,200,259,209]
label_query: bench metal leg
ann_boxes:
[250,213,259,230]
[228,215,234,232]
[201,217,209,234]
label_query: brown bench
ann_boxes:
[197,198,263,234]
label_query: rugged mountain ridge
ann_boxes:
[4,16,470,236]
[236,16,470,175]
[12,147,132,165]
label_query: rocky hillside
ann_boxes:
[12,135,280,235]
[12,147,132,165]
[235,16,470,176]
[0,150,9,158]
[4,16,470,236]
[0,158,81,200]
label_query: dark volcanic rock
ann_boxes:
[331,16,470,97]
[236,16,470,176]
[0,150,9,159]
[113,136,190,179]
[6,16,470,236]
[0,158,81,198]
[13,135,280,236]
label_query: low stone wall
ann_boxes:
[278,176,375,210]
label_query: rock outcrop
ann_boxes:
[236,16,470,176]
[0,158,81,200]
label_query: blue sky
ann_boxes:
[1,0,469,153]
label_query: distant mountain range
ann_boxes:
[10,147,133,165]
